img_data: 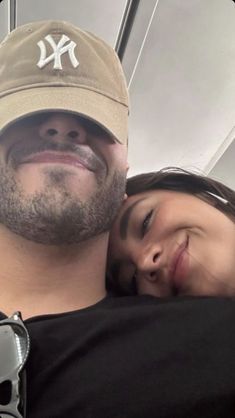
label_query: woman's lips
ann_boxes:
[169,237,189,290]
[21,152,93,171]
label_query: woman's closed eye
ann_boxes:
[141,209,154,237]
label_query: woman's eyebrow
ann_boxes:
[119,198,146,239]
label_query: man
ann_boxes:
[0,20,129,320]
[0,20,235,418]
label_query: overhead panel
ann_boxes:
[16,0,128,47]
[209,135,235,189]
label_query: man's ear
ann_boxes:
[123,193,128,201]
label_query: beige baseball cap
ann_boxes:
[0,20,129,144]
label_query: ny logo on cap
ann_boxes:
[37,34,79,70]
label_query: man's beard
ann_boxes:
[0,164,126,245]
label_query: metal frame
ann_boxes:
[115,0,140,61]
[8,0,17,32]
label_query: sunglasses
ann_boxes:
[0,312,30,418]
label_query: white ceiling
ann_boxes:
[0,0,235,188]
[122,0,235,187]
[16,0,127,47]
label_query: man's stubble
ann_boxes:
[0,164,126,245]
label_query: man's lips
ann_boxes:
[20,152,94,171]
[169,237,189,290]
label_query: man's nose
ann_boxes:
[38,113,87,143]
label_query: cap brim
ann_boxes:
[0,86,128,145]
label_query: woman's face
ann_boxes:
[108,190,235,297]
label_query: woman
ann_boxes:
[107,167,235,297]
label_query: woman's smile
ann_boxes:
[169,236,190,291]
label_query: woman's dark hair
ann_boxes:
[126,167,235,221]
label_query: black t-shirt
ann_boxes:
[1,295,235,417]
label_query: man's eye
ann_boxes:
[141,209,153,237]
[80,117,112,140]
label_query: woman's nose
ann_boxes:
[38,113,87,143]
[136,245,162,280]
